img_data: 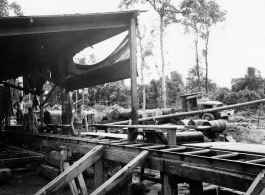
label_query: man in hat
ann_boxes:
[23,107,38,133]
[71,104,88,136]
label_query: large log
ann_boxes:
[104,109,120,121]
[119,109,169,120]
[109,99,265,125]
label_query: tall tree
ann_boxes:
[200,0,226,94]
[136,25,154,110]
[119,0,181,108]
[180,0,226,94]
[180,0,202,92]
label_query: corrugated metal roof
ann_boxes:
[0,11,138,87]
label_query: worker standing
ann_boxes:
[71,104,88,136]
[23,107,38,133]
[13,96,24,124]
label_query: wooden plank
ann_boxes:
[35,145,104,195]
[141,145,167,150]
[225,135,236,142]
[212,153,239,159]
[76,173,88,195]
[160,147,187,152]
[184,149,211,155]
[94,157,104,189]
[183,142,265,155]
[247,158,265,164]
[90,150,149,195]
[245,169,265,195]
[63,162,79,195]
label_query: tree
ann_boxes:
[119,0,181,108]
[136,24,154,110]
[0,0,23,16]
[166,71,184,107]
[185,64,217,94]
[231,67,265,93]
[180,0,226,94]
[200,0,226,94]
[180,0,203,92]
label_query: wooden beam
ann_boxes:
[0,81,40,95]
[36,71,66,88]
[0,18,128,37]
[35,145,104,195]
[245,169,265,195]
[41,84,57,107]
[63,162,79,195]
[128,16,138,141]
[90,150,149,195]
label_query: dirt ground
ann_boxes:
[1,111,265,195]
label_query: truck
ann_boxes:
[180,93,233,120]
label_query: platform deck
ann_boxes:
[183,142,265,155]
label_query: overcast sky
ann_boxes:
[13,0,265,89]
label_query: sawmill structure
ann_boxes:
[0,10,265,195]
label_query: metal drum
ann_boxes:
[202,120,226,133]
[176,119,195,126]
[193,120,207,126]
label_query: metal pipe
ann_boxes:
[109,99,265,125]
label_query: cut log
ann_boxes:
[104,109,120,121]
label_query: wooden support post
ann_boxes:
[163,128,177,195]
[104,160,109,182]
[189,180,203,195]
[59,146,68,173]
[35,145,104,195]
[245,169,265,195]
[61,89,72,125]
[161,172,178,195]
[140,167,145,181]
[167,129,177,148]
[94,157,104,188]
[40,86,44,126]
[63,162,79,195]
[91,150,149,195]
[128,15,138,141]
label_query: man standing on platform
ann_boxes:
[71,104,88,136]
[23,107,38,133]
[13,96,24,124]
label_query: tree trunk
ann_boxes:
[205,31,209,95]
[195,38,201,92]
[138,32,146,110]
[160,15,166,108]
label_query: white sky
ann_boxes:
[12,0,265,89]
